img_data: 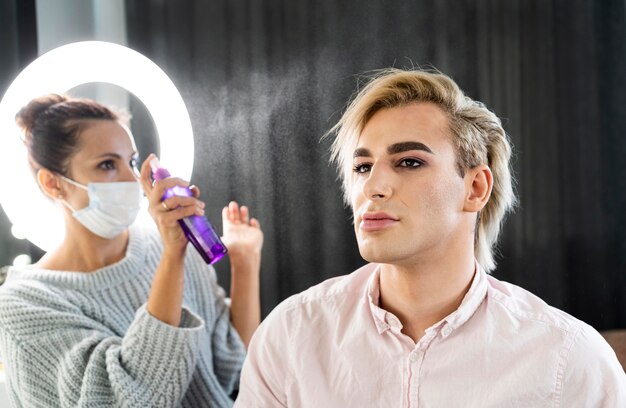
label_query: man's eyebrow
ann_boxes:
[353,142,434,158]
[353,147,372,158]
[387,141,433,155]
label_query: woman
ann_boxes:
[0,94,263,407]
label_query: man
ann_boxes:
[235,69,626,406]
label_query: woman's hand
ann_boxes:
[139,154,205,255]
[221,201,264,261]
[140,154,205,326]
[222,201,263,348]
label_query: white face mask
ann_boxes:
[60,176,143,239]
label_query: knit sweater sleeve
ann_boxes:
[208,274,245,394]
[183,247,246,400]
[0,283,204,408]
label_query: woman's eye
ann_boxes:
[99,160,115,170]
[130,158,139,170]
[398,158,423,168]
[353,163,371,174]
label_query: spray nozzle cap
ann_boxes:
[150,156,171,181]
[149,157,161,172]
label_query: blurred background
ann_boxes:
[1,0,625,332]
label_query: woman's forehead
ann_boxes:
[73,120,136,158]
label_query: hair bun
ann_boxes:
[15,94,68,133]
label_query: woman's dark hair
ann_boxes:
[15,94,119,176]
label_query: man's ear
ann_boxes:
[37,168,64,200]
[463,164,493,212]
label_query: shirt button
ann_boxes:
[442,327,452,337]
[410,353,419,362]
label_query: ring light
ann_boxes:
[0,41,194,251]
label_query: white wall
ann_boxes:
[35,0,129,109]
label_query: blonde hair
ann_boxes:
[327,69,516,272]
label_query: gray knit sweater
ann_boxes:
[0,225,245,407]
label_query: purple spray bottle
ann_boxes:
[150,157,228,264]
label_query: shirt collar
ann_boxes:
[366,261,489,336]
[441,261,489,333]
[367,266,391,333]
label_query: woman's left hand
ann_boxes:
[221,201,264,262]
[222,201,263,348]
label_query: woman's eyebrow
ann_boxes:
[95,153,123,159]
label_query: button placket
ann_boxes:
[407,348,425,407]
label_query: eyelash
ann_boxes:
[99,160,116,170]
[353,158,424,174]
[353,163,371,174]
[398,158,423,168]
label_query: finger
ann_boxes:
[150,178,190,203]
[139,153,157,194]
[250,217,260,228]
[160,204,204,225]
[228,201,239,222]
[194,203,205,216]
[160,196,204,212]
[190,185,201,198]
[240,205,250,223]
[222,206,229,223]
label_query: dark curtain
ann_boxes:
[124,0,626,330]
[0,0,38,270]
[0,0,37,93]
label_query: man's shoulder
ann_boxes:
[481,274,626,393]
[485,274,583,333]
[259,263,376,334]
[278,263,375,310]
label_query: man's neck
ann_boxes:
[378,253,476,344]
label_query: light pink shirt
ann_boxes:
[236,263,626,407]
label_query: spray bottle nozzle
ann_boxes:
[149,156,161,173]
[150,156,172,181]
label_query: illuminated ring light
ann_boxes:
[0,41,194,251]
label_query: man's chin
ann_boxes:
[358,245,401,265]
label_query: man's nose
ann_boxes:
[362,163,393,200]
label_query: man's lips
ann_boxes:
[359,212,399,231]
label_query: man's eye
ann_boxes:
[398,158,423,168]
[353,163,371,174]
